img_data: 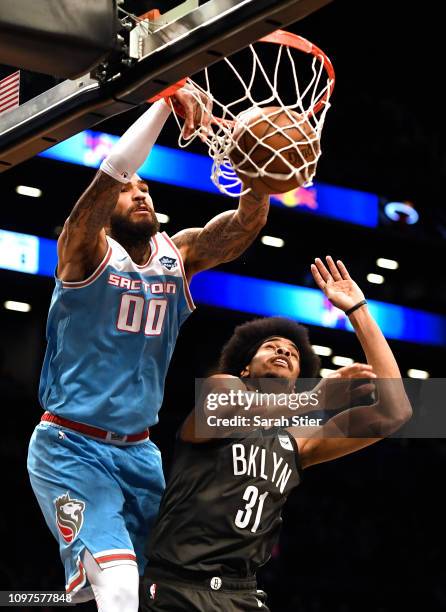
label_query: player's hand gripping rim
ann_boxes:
[171,81,213,140]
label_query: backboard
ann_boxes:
[0,0,332,171]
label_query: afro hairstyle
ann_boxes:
[218,316,320,379]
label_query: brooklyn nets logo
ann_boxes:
[54,492,86,543]
[210,577,222,590]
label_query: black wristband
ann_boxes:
[345,299,367,317]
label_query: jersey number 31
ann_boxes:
[235,486,269,533]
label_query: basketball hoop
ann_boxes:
[150,30,335,197]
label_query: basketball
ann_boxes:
[229,106,320,194]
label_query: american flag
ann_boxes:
[0,70,20,116]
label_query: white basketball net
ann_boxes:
[168,32,334,197]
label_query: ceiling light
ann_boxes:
[16,185,42,198]
[332,356,353,367]
[4,300,31,312]
[156,212,169,224]
[376,258,399,270]
[367,273,384,284]
[261,235,285,248]
[312,345,332,356]
[407,368,429,379]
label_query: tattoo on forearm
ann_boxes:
[190,192,270,267]
[237,191,269,231]
[67,171,122,241]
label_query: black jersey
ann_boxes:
[145,428,301,578]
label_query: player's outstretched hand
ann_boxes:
[311,256,365,313]
[327,363,376,380]
[314,363,377,411]
[172,81,213,139]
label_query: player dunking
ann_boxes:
[27,84,270,611]
[140,257,412,611]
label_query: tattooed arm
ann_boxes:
[173,190,270,280]
[57,170,122,282]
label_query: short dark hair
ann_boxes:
[218,316,320,378]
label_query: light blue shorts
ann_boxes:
[27,422,165,599]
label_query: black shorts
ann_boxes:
[139,570,270,612]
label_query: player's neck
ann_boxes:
[125,241,152,266]
[111,231,153,266]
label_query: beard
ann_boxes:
[109,209,160,243]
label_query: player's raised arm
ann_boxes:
[171,188,270,280]
[294,257,413,468]
[57,83,211,282]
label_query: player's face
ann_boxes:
[110,175,159,238]
[243,337,300,381]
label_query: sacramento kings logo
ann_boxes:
[159,256,177,270]
[54,492,85,543]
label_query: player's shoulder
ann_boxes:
[204,374,247,392]
[170,227,202,249]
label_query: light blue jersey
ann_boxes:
[39,231,195,434]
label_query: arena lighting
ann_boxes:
[311,345,332,356]
[191,271,446,346]
[261,236,285,248]
[367,273,384,284]
[320,368,336,378]
[155,212,169,224]
[331,356,353,367]
[1,228,446,346]
[407,368,430,379]
[376,257,399,270]
[384,201,419,225]
[4,300,31,312]
[38,131,379,228]
[16,185,42,197]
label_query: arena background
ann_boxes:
[1,1,446,610]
